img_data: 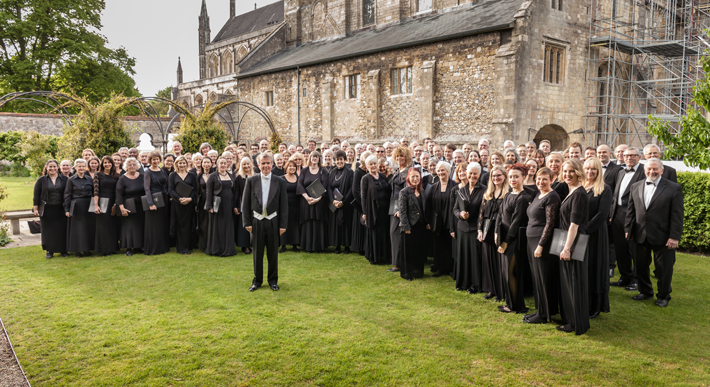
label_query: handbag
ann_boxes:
[550,228,589,262]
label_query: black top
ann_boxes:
[144,168,169,206]
[452,182,485,233]
[551,178,569,201]
[168,171,198,202]
[33,175,68,206]
[586,184,612,235]
[390,166,410,199]
[526,190,560,246]
[478,191,505,232]
[559,187,588,232]
[351,167,367,212]
[116,174,144,206]
[94,172,119,199]
[272,166,285,177]
[426,179,455,235]
[63,173,93,212]
[284,176,299,207]
[297,167,330,222]
[497,191,530,245]
[328,166,354,208]
[361,173,391,228]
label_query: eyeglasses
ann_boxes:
[492,174,505,178]
[376,151,385,153]
[624,154,639,158]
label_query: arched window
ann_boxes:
[194,94,204,106]
[208,54,219,77]
[221,50,233,75]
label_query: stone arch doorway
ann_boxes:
[533,124,569,152]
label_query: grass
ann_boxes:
[0,247,709,386]
[0,176,35,211]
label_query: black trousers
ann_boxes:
[252,217,279,286]
[636,239,675,300]
[612,207,636,284]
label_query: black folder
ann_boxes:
[329,189,344,213]
[550,229,589,262]
[123,198,137,214]
[141,193,165,211]
[37,201,46,217]
[306,179,327,198]
[211,196,222,213]
[175,181,193,198]
[69,200,76,216]
[388,197,399,216]
[457,190,468,213]
[88,197,110,213]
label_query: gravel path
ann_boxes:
[0,318,29,387]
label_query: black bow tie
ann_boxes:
[626,168,635,173]
[646,181,655,185]
[602,165,607,168]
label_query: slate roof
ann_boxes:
[237,0,524,78]
[213,0,284,43]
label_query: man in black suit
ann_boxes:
[242,154,288,292]
[643,144,677,183]
[597,144,622,277]
[614,144,628,166]
[624,158,684,307]
[609,147,645,290]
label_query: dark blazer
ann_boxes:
[602,161,622,189]
[205,171,236,211]
[452,182,485,233]
[241,173,289,230]
[610,164,645,219]
[624,178,684,244]
[398,186,424,232]
[662,164,677,183]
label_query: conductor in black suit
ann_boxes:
[643,144,677,183]
[624,158,683,307]
[609,147,645,290]
[243,154,288,292]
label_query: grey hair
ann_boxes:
[625,147,640,155]
[643,144,661,154]
[645,157,665,169]
[467,162,482,174]
[504,147,520,162]
[452,149,465,158]
[435,161,452,175]
[365,155,378,166]
[207,149,219,156]
[73,158,87,167]
[122,157,138,171]
[478,138,489,145]
[221,151,233,158]
[526,141,536,147]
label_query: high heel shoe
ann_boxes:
[279,246,287,253]
[293,246,300,253]
[483,292,494,300]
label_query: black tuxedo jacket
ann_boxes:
[602,161,622,189]
[241,174,288,230]
[624,178,684,244]
[610,164,645,219]
[662,164,677,183]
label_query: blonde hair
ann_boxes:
[174,155,189,172]
[454,161,469,184]
[546,152,565,179]
[561,159,584,186]
[584,157,606,197]
[237,157,254,178]
[484,165,510,201]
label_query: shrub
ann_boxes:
[173,121,229,155]
[19,131,58,177]
[0,131,25,163]
[677,172,710,254]
[9,162,30,177]
[0,184,10,246]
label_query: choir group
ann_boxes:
[32,137,684,335]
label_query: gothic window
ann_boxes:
[221,51,233,75]
[543,44,565,84]
[344,74,361,99]
[194,94,204,106]
[391,67,413,95]
[418,0,432,12]
[208,54,219,78]
[363,0,375,26]
[265,91,274,107]
[551,0,562,10]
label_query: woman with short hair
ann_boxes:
[143,151,170,255]
[116,158,145,255]
[168,155,198,255]
[205,156,237,257]
[426,161,455,277]
[64,159,95,256]
[297,151,330,253]
[361,155,392,264]
[33,159,68,258]
[280,160,301,252]
[452,162,485,293]
[93,155,120,256]
[328,149,354,254]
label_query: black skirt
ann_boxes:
[328,206,352,248]
[390,216,402,266]
[120,206,144,250]
[501,238,527,312]
[365,213,391,265]
[481,237,503,298]
[94,201,120,255]
[281,202,300,246]
[40,204,67,253]
[400,222,428,280]
[206,188,237,257]
[432,232,453,275]
[66,198,96,253]
[350,208,366,254]
[526,235,559,321]
[560,256,590,335]
[144,205,170,255]
[588,225,610,316]
[197,197,210,252]
[454,230,481,291]
[300,219,327,252]
[171,200,195,254]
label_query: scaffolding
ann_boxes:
[585,0,710,149]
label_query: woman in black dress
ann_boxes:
[64,159,95,256]
[452,162,485,293]
[350,151,372,256]
[189,154,203,175]
[143,151,170,255]
[234,157,255,254]
[116,158,144,255]
[112,153,125,175]
[196,157,213,252]
[426,161,455,277]
[297,151,329,253]
[523,159,539,198]
[398,168,429,280]
[497,163,530,313]
[361,155,392,264]
[556,159,590,335]
[328,150,354,254]
[388,147,413,272]
[205,157,237,257]
[272,153,285,177]
[33,160,68,258]
[524,167,561,325]
[87,156,100,180]
[583,157,612,319]
[162,154,175,175]
[322,149,335,175]
[289,153,304,177]
[93,156,120,256]
[478,165,509,301]
[168,156,198,255]
[280,160,301,253]
[547,152,569,201]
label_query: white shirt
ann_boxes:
[618,165,638,206]
[601,161,612,177]
[261,173,271,213]
[644,177,660,209]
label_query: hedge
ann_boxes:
[678,172,710,254]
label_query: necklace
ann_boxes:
[334,169,344,181]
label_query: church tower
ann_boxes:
[198,0,211,80]
[177,57,183,84]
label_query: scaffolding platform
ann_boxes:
[590,36,698,57]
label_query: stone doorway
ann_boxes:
[533,124,569,152]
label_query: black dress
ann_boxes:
[350,167,367,255]
[281,176,300,246]
[93,172,120,255]
[525,190,561,322]
[33,175,68,254]
[497,191,530,312]
[426,179,455,275]
[361,173,392,264]
[328,167,354,250]
[197,174,211,252]
[205,173,237,257]
[116,174,144,250]
[297,167,329,252]
[452,182,485,292]
[63,174,95,254]
[558,187,590,335]
[587,185,612,317]
[234,174,252,249]
[390,166,410,266]
[479,191,505,299]
[399,187,428,280]
[143,168,170,255]
[551,178,569,201]
[168,171,198,254]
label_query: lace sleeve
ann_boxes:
[477,199,487,231]
[539,197,560,247]
[93,173,101,197]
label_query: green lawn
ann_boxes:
[0,247,708,386]
[0,176,36,211]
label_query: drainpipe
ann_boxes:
[297,66,301,146]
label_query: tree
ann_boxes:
[0,0,138,109]
[19,130,58,176]
[169,99,233,154]
[144,86,172,117]
[647,47,710,169]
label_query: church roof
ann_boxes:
[237,0,525,78]
[213,0,284,43]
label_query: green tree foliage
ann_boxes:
[677,172,710,254]
[0,0,138,110]
[647,49,710,169]
[58,94,137,160]
[0,131,24,162]
[19,130,58,177]
[169,99,233,154]
[143,86,172,117]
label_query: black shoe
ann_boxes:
[625,283,638,291]
[387,267,400,272]
[293,246,300,253]
[632,293,654,301]
[494,297,503,302]
[334,248,341,254]
[270,284,279,291]
[655,298,669,307]
[75,252,83,257]
[249,284,259,292]
[523,313,536,319]
[499,306,513,313]
[279,246,287,253]
[432,271,443,278]
[103,253,111,257]
[610,280,629,287]
[556,324,574,333]
[344,248,350,254]
[589,311,600,319]
[126,249,133,256]
[483,292,494,300]
[45,252,53,259]
[61,252,68,257]
[430,264,438,273]
[523,315,546,324]
[467,287,479,294]
[455,287,465,291]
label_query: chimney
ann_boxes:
[230,0,235,18]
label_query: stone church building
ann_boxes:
[174,0,620,148]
